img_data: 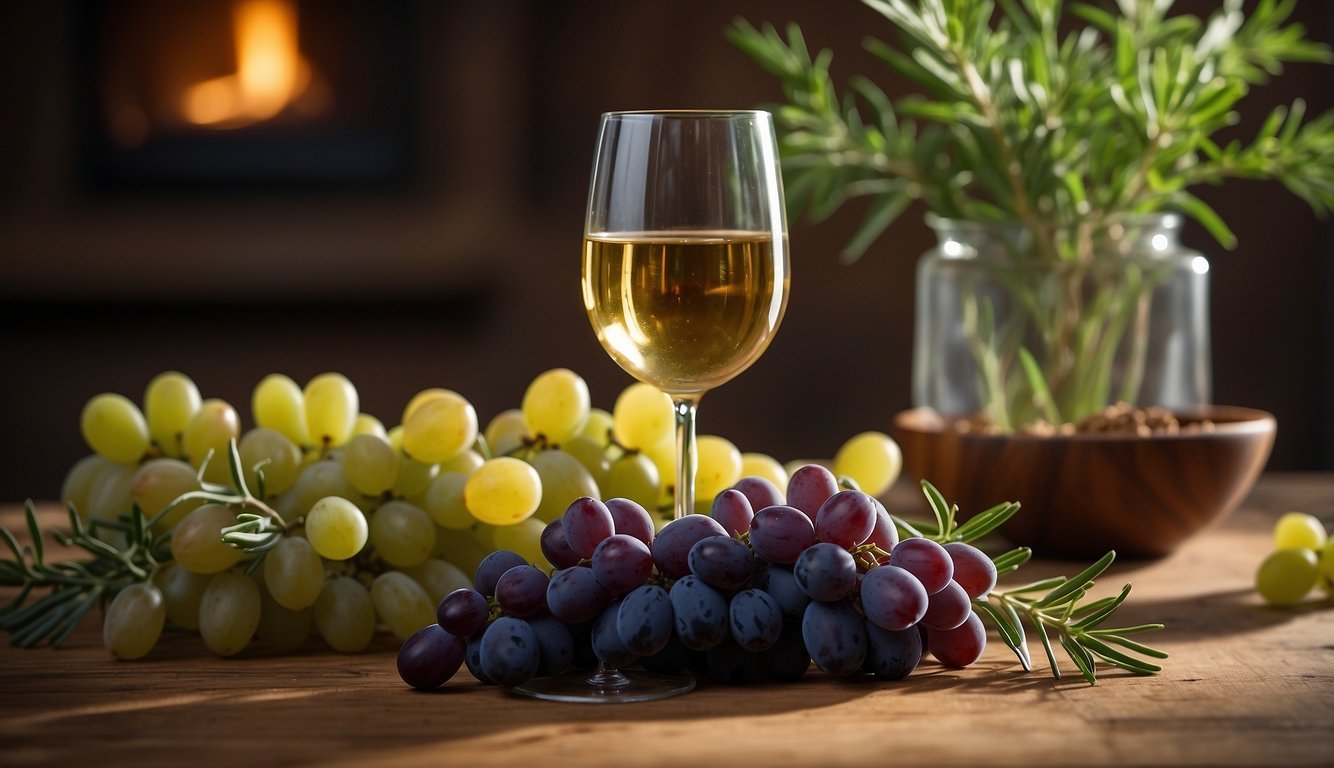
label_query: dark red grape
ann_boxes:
[921,579,971,631]
[749,505,815,565]
[927,610,986,668]
[688,535,754,592]
[563,497,616,558]
[437,587,489,637]
[943,541,998,598]
[652,514,727,578]
[494,565,549,618]
[709,489,755,538]
[814,490,877,548]
[890,537,954,594]
[733,476,783,512]
[397,624,465,690]
[474,550,526,597]
[591,533,654,596]
[786,464,839,521]
[860,564,928,631]
[864,498,898,563]
[606,497,656,546]
[540,519,580,569]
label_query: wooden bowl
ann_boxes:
[891,406,1276,559]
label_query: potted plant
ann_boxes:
[730,0,1333,556]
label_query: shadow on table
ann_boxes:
[1109,586,1332,641]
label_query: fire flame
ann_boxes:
[181,0,311,127]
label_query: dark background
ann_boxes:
[0,0,1330,501]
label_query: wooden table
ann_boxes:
[1,474,1331,767]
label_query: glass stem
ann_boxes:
[672,396,700,520]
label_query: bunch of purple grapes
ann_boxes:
[396,464,999,691]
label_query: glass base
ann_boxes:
[511,666,696,703]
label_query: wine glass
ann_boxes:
[514,111,789,704]
[582,109,790,520]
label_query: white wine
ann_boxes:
[582,231,788,395]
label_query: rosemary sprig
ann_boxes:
[0,501,168,648]
[895,480,1167,683]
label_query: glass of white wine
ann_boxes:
[582,110,790,521]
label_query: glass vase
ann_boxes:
[912,213,1211,430]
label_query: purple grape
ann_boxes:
[706,637,765,684]
[890,538,954,594]
[927,610,986,668]
[793,542,858,602]
[709,489,755,538]
[943,542,998,598]
[733,476,783,513]
[864,621,922,680]
[464,631,494,684]
[688,535,755,592]
[729,588,783,652]
[786,465,839,521]
[753,565,809,620]
[864,497,899,563]
[815,490,878,548]
[616,584,674,656]
[437,587,489,637]
[546,565,610,623]
[528,615,575,676]
[640,634,691,675]
[494,565,550,618]
[474,550,526,597]
[652,514,728,578]
[920,579,971,631]
[540,519,581,569]
[396,624,466,690]
[801,600,866,675]
[749,505,815,565]
[669,574,729,651]
[563,496,616,558]
[591,533,654,596]
[860,564,929,631]
[606,497,656,546]
[763,625,811,682]
[478,617,540,687]
[591,600,639,667]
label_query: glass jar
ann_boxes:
[912,213,1210,430]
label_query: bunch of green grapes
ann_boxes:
[1255,512,1334,606]
[63,367,903,661]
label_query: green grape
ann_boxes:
[370,501,436,568]
[1273,512,1327,551]
[81,393,150,463]
[833,431,903,497]
[577,407,615,446]
[102,582,165,660]
[352,413,387,439]
[402,558,472,605]
[402,391,478,464]
[199,572,261,656]
[522,368,590,445]
[562,436,611,489]
[263,536,326,610]
[62,455,115,521]
[605,452,661,510]
[392,455,440,499]
[640,435,677,499]
[304,372,359,448]
[433,526,491,579]
[612,383,674,450]
[420,472,473,529]
[529,449,599,523]
[183,398,241,485]
[291,460,358,511]
[439,449,484,474]
[305,496,368,561]
[485,408,530,451]
[253,373,310,447]
[471,523,499,552]
[1322,539,1334,583]
[144,371,201,458]
[238,427,303,496]
[465,457,542,525]
[131,458,202,530]
[370,571,436,641]
[171,504,246,574]
[341,434,400,496]
[741,452,788,494]
[85,460,138,527]
[491,517,552,571]
[314,576,375,653]
[402,388,452,423]
[154,563,210,631]
[695,435,742,501]
[256,584,313,653]
[1255,548,1320,605]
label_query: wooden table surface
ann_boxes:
[1,474,1332,767]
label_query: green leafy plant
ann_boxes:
[730,0,1333,428]
[896,480,1167,683]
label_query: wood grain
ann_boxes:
[1,474,1331,768]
